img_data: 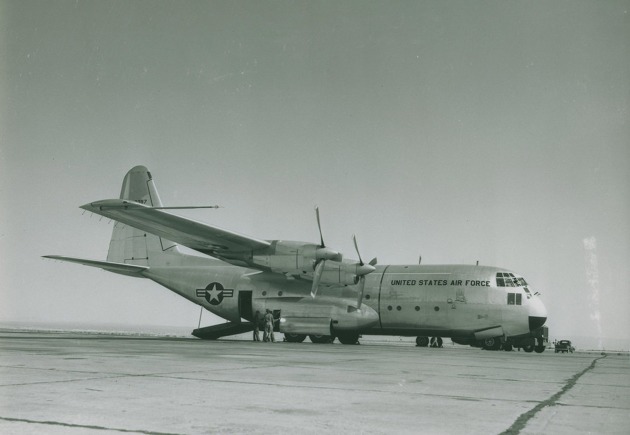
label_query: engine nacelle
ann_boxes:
[252,240,342,277]
[319,264,360,286]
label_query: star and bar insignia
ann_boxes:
[196,282,234,305]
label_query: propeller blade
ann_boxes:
[369,257,378,266]
[315,206,325,247]
[311,260,325,298]
[352,234,364,265]
[356,276,366,309]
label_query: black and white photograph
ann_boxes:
[1,1,629,434]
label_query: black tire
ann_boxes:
[309,334,334,344]
[416,336,429,347]
[534,345,545,353]
[502,343,513,352]
[337,333,360,345]
[522,344,534,353]
[483,337,502,351]
[284,333,307,343]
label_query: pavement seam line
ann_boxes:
[499,354,608,435]
[0,416,183,435]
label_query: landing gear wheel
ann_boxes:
[534,345,545,353]
[284,333,307,343]
[337,333,360,345]
[482,337,502,351]
[502,343,513,352]
[416,336,429,347]
[522,344,534,353]
[430,337,443,348]
[309,334,334,344]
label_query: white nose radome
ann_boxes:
[528,297,547,331]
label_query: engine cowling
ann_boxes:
[253,241,340,270]
[251,240,374,289]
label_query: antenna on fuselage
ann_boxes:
[476,260,479,266]
[419,255,422,265]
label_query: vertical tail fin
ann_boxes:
[107,166,181,267]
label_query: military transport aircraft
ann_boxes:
[45,166,548,352]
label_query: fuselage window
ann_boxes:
[516,293,522,305]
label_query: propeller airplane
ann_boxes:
[45,166,547,351]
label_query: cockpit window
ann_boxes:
[496,272,527,287]
[507,293,523,305]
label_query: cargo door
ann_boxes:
[238,291,253,322]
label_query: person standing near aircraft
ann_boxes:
[253,310,262,342]
[264,309,275,342]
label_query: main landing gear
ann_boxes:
[283,333,307,343]
[482,336,502,351]
[416,336,442,348]
[308,334,335,344]
[480,336,546,353]
[517,337,546,353]
[336,333,360,345]
[283,334,360,344]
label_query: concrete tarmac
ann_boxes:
[0,331,628,435]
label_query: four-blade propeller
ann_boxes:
[352,234,377,309]
[311,207,340,298]
[310,207,376,309]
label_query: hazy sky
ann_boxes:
[1,1,628,348]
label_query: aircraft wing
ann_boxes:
[80,199,271,266]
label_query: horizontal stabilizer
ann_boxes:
[43,255,148,277]
[192,322,254,340]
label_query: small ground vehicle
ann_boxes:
[554,339,575,353]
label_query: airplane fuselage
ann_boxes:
[143,254,545,342]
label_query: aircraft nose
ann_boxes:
[527,295,547,332]
[529,316,547,332]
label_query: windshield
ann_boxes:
[496,272,527,287]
